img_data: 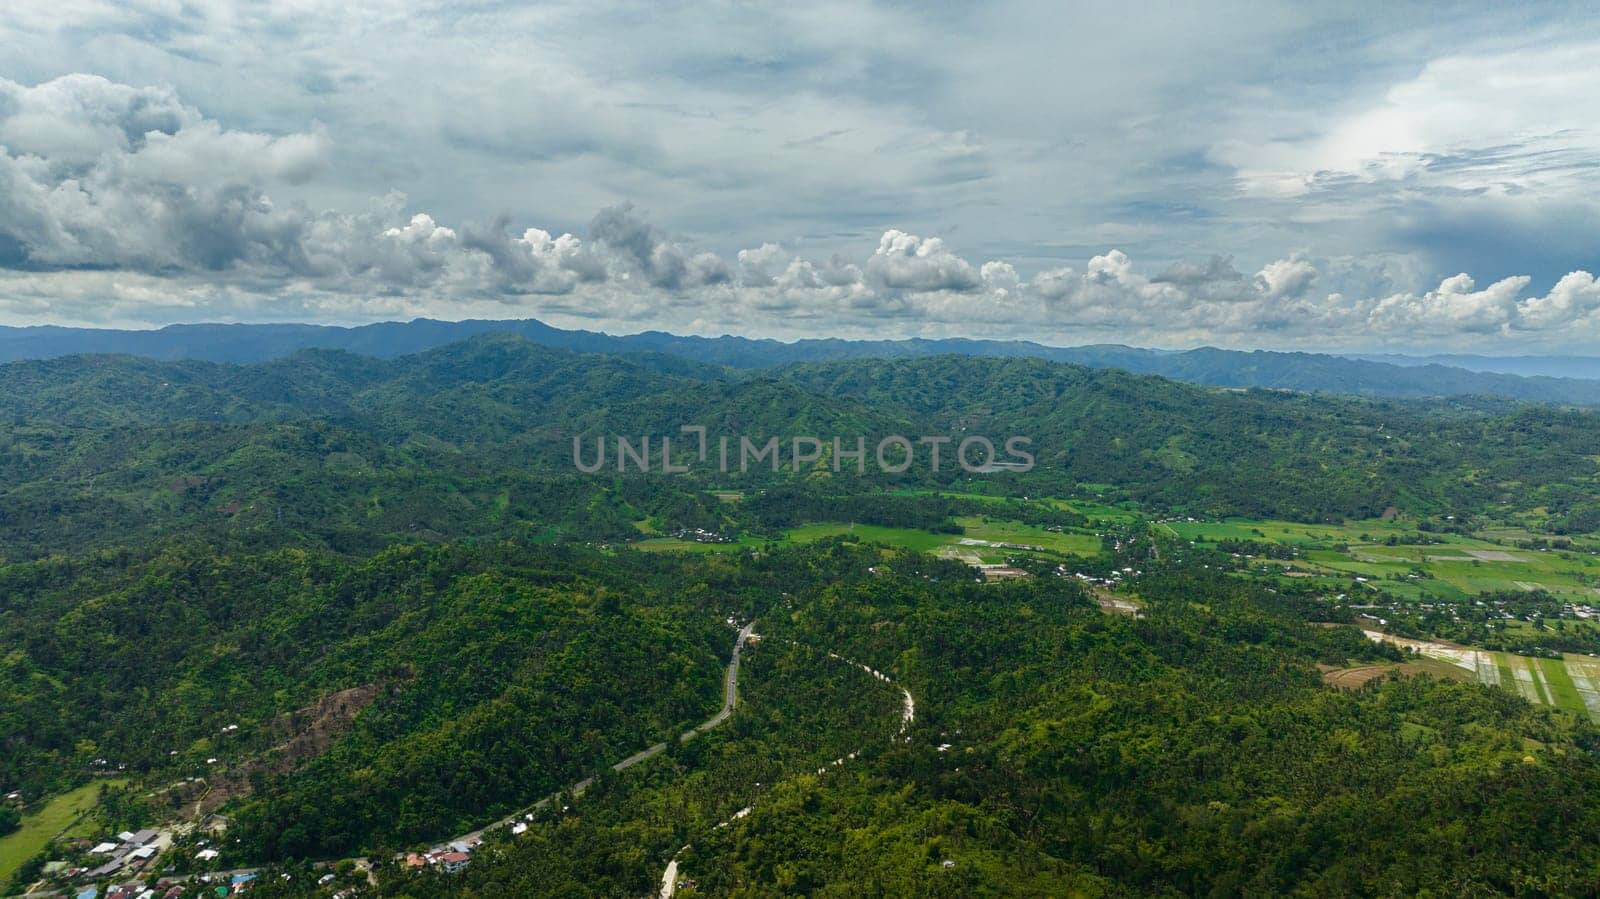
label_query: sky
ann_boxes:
[1,1,1598,352]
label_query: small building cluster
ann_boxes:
[80,829,162,880]
[669,527,735,544]
[406,836,481,874]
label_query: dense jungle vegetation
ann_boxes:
[5,335,1600,896]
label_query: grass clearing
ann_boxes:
[952,517,1103,556]
[0,781,118,885]
[634,512,1107,563]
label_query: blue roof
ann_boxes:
[76,888,99,899]
[231,872,258,884]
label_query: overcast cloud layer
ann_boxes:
[0,2,1598,352]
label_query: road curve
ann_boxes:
[659,646,916,898]
[441,620,757,849]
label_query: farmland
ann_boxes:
[635,518,1104,563]
[1361,630,1600,720]
[1163,517,1600,595]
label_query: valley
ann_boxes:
[4,337,1600,896]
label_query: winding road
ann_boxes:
[658,646,916,898]
[439,620,757,849]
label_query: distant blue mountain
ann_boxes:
[1,318,1597,405]
[1349,353,1600,381]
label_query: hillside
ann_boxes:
[4,339,1600,896]
[0,336,1598,566]
[3,319,1598,405]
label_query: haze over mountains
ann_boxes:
[1351,354,1600,381]
[2,319,1598,406]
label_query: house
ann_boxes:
[438,851,471,873]
[127,829,159,846]
[129,845,158,861]
[195,848,220,861]
[88,855,127,877]
[76,888,99,899]
[91,842,121,854]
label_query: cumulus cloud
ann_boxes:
[1250,257,1315,302]
[588,204,730,290]
[0,74,335,273]
[6,73,1600,351]
[866,230,981,292]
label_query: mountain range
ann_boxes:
[2,319,1597,405]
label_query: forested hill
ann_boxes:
[2,318,1597,405]
[2,335,1599,564]
[6,339,1600,895]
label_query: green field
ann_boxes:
[952,517,1104,555]
[1169,516,1600,602]
[635,517,1104,563]
[0,781,117,886]
[1365,631,1597,719]
[883,488,1143,523]
[1163,516,1416,545]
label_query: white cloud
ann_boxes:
[1,65,1600,353]
[866,230,981,292]
[1221,40,1600,198]
[1254,257,1317,301]
[1521,271,1600,331]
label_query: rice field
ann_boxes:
[1363,630,1600,719]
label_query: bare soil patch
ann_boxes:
[1323,665,1397,689]
[157,682,392,822]
[1467,549,1525,562]
[1322,660,1463,689]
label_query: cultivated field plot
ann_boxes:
[884,488,1145,524]
[1313,542,1600,601]
[636,516,1105,563]
[1161,516,1415,546]
[1364,631,1600,720]
[1168,517,1600,602]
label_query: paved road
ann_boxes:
[605,619,755,772]
[659,645,916,898]
[42,621,758,896]
[444,620,756,848]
